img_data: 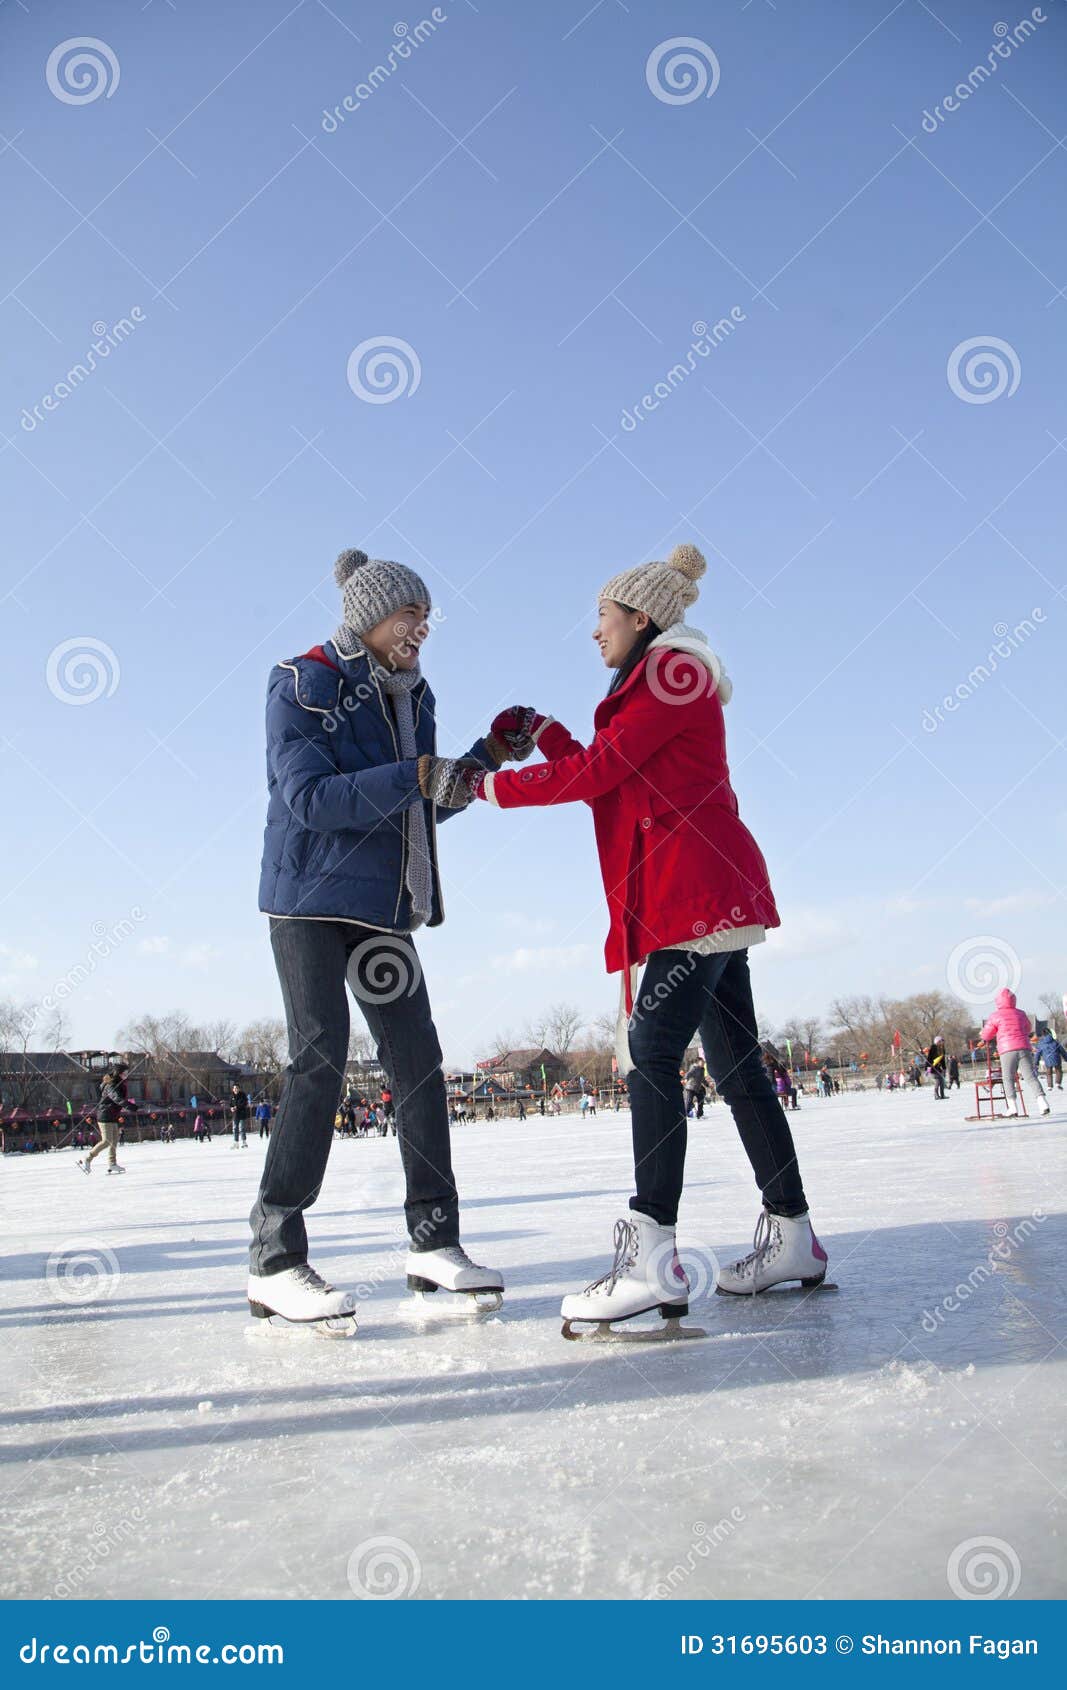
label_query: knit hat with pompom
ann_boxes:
[334,548,431,640]
[598,543,706,632]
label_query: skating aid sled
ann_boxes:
[561,1300,708,1343]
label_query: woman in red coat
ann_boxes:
[466,544,828,1333]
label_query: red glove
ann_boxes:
[487,706,552,764]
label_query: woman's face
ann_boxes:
[364,604,430,671]
[593,600,649,669]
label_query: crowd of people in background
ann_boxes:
[334,1087,397,1138]
[8,992,1065,1167]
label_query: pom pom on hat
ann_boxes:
[667,542,705,607]
[668,542,706,583]
[334,548,369,586]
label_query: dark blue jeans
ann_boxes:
[626,948,807,1227]
[249,918,459,1275]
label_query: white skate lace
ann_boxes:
[293,1263,337,1294]
[729,1210,782,1296]
[437,1245,484,1271]
[582,1219,638,1299]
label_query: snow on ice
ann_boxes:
[2,1089,1064,1600]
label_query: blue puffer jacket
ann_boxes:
[1036,1032,1066,1067]
[258,641,494,930]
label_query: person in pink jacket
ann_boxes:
[980,989,1051,1118]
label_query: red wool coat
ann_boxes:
[484,649,779,1004]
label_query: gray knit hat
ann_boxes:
[598,542,706,630]
[334,548,431,637]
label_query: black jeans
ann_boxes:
[626,948,808,1227]
[249,918,459,1275]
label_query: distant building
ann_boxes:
[475,1048,568,1092]
[0,1053,96,1115]
[0,1048,249,1115]
[344,1056,387,1095]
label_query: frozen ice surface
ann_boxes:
[2,1091,1065,1601]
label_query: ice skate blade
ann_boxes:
[400,1287,503,1319]
[246,1302,358,1339]
[715,1278,839,1297]
[562,1316,706,1343]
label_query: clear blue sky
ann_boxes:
[3,0,1064,1065]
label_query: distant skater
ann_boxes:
[980,989,1050,1118]
[231,1084,250,1148]
[78,1060,132,1175]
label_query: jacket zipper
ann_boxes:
[367,668,442,927]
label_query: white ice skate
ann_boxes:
[716,1209,834,1297]
[403,1244,504,1315]
[106,1164,126,1175]
[76,1158,91,1174]
[247,1263,359,1338]
[561,1215,705,1342]
[1037,1098,1051,1116]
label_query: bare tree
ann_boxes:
[115,1011,204,1101]
[201,1018,239,1063]
[347,1026,374,1065]
[0,999,71,1114]
[483,1028,520,1063]
[1038,991,1064,1035]
[797,1016,823,1065]
[520,1013,551,1052]
[588,1010,617,1048]
[544,1002,584,1059]
[235,1018,289,1098]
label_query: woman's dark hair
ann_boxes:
[606,604,662,697]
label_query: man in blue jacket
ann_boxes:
[249,548,526,1331]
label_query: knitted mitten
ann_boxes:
[488,706,553,763]
[417,756,486,809]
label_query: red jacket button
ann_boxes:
[641,816,652,829]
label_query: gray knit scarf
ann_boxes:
[333,626,433,930]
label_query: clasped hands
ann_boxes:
[416,706,552,809]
